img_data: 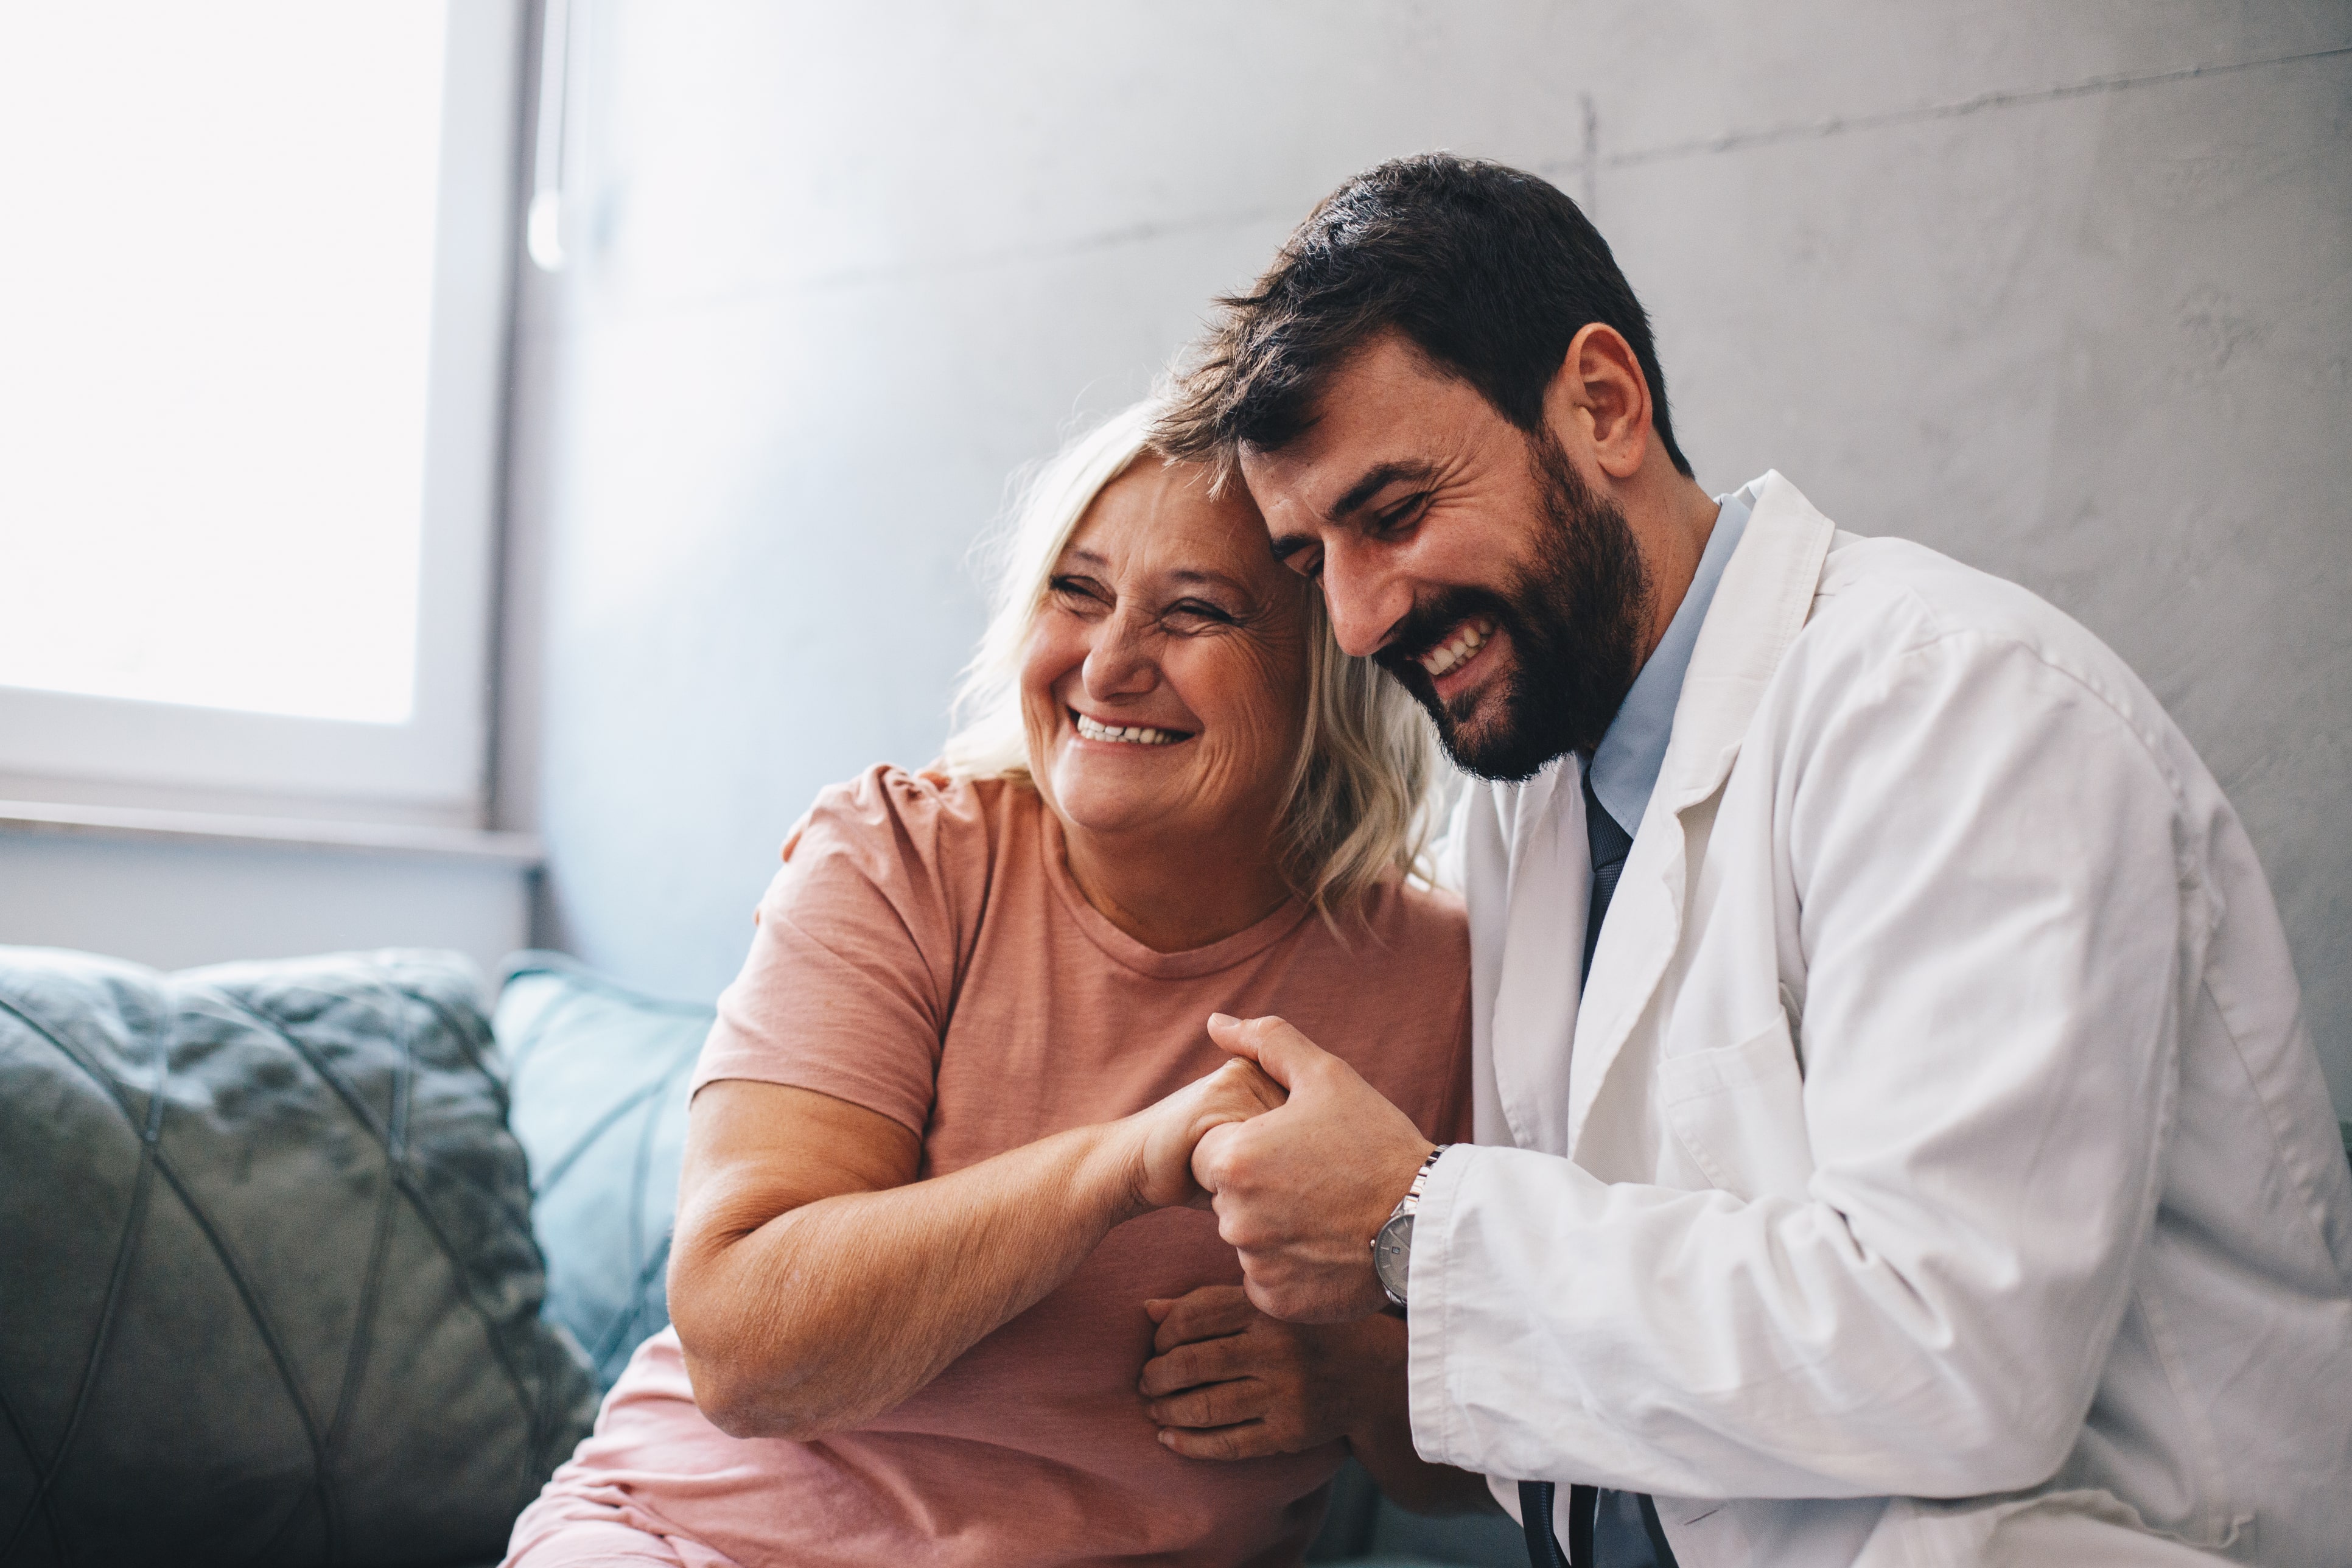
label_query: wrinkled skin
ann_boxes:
[1139,1284,1384,1457]
[1020,457,1312,951]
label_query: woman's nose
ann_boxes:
[1080,610,1157,699]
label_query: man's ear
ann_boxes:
[1545,323,1653,481]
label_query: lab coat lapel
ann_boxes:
[1488,758,1584,1153]
[1502,756,1565,883]
[1563,473,1836,1155]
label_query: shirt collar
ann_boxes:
[1584,487,1753,835]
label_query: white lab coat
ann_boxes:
[1410,473,2352,1566]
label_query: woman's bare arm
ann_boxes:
[670,1064,1281,1440]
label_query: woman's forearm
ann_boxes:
[674,1121,1144,1440]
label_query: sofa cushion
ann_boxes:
[497,953,709,1391]
[0,946,597,1568]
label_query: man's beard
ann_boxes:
[1374,432,1653,782]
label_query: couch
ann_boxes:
[0,944,1522,1568]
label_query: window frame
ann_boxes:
[0,1,525,830]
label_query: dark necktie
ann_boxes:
[1578,765,1634,984]
[1519,767,1677,1568]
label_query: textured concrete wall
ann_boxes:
[504,2,2352,1105]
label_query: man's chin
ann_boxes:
[1430,702,1569,783]
[1382,648,1583,782]
[1438,727,1564,783]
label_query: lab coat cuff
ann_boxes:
[1405,1139,1476,1472]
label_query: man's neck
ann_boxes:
[1628,475,1725,671]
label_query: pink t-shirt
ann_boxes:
[517,766,1471,1568]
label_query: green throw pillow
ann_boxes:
[0,946,597,1568]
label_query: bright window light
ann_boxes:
[0,4,451,725]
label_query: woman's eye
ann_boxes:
[1164,600,1236,631]
[1049,575,1109,611]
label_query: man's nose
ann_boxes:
[1082,610,1158,699]
[1320,542,1415,659]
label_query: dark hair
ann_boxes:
[1156,153,1692,478]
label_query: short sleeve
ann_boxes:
[691,765,994,1135]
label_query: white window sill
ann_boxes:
[0,800,542,869]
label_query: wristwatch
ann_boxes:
[1372,1144,1451,1307]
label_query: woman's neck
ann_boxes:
[1059,814,1297,954]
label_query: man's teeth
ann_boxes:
[1419,617,1495,677]
[1075,713,1184,746]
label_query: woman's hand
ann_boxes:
[1139,1284,1497,1515]
[1136,1284,1370,1458]
[1119,1059,1287,1215]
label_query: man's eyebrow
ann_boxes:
[1328,459,1440,522]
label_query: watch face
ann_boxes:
[1374,1211,1415,1303]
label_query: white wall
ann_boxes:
[503,1,2352,1104]
[0,834,530,984]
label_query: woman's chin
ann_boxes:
[1051,790,1177,845]
[1045,763,1203,842]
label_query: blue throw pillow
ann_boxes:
[0,945,597,1568]
[497,954,710,1391]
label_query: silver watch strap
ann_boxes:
[1388,1143,1452,1223]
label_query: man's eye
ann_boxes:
[1370,495,1427,536]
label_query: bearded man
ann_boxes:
[1155,154,2352,1567]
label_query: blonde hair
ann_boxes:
[940,400,1442,914]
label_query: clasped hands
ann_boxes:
[1127,1012,1437,1460]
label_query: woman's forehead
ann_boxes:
[1064,460,1276,582]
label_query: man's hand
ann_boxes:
[1118,1056,1289,1215]
[1138,1285,1379,1458]
[1189,1013,1433,1321]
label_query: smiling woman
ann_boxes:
[500,403,1488,1567]
[946,401,1438,915]
[1017,459,1313,951]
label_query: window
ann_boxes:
[0,2,523,825]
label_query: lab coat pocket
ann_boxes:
[1658,1014,1813,1200]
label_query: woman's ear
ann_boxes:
[1545,323,1653,480]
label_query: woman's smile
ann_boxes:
[1070,707,1192,747]
[1018,455,1309,861]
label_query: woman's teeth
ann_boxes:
[1075,713,1184,746]
[1419,617,1494,677]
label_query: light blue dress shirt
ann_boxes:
[1583,487,1752,835]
